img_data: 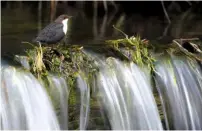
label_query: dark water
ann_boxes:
[1,1,202,58]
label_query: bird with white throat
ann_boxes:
[32,14,72,72]
[33,14,72,45]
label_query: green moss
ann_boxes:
[106,33,156,72]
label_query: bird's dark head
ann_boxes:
[54,14,72,23]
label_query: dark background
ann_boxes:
[1,1,202,57]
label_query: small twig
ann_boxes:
[163,23,171,36]
[50,0,58,22]
[185,1,192,6]
[103,0,108,13]
[113,25,128,38]
[161,1,171,24]
[107,8,118,25]
[93,1,98,38]
[110,0,118,11]
[189,42,202,53]
[38,0,42,33]
[21,41,36,48]
[178,38,200,41]
[173,40,202,61]
[100,13,108,38]
[43,59,53,66]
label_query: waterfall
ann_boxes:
[1,66,59,130]
[1,53,202,130]
[48,75,69,130]
[76,75,90,130]
[155,56,202,130]
[96,57,163,130]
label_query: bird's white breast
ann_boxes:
[62,19,68,34]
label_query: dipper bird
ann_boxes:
[33,14,72,44]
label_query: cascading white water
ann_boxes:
[14,55,30,70]
[155,56,202,130]
[1,66,59,130]
[0,60,90,130]
[2,51,202,130]
[76,75,90,130]
[46,74,90,130]
[95,57,163,130]
[48,75,69,130]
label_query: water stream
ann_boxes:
[1,66,60,130]
[96,58,163,130]
[48,75,69,130]
[76,75,90,130]
[1,54,202,130]
[155,56,202,130]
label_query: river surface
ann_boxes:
[1,1,202,57]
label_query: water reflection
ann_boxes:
[1,1,202,56]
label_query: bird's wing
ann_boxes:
[34,22,64,43]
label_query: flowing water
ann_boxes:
[155,56,202,130]
[48,75,69,130]
[76,75,90,130]
[1,53,202,130]
[96,58,163,130]
[1,66,59,130]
